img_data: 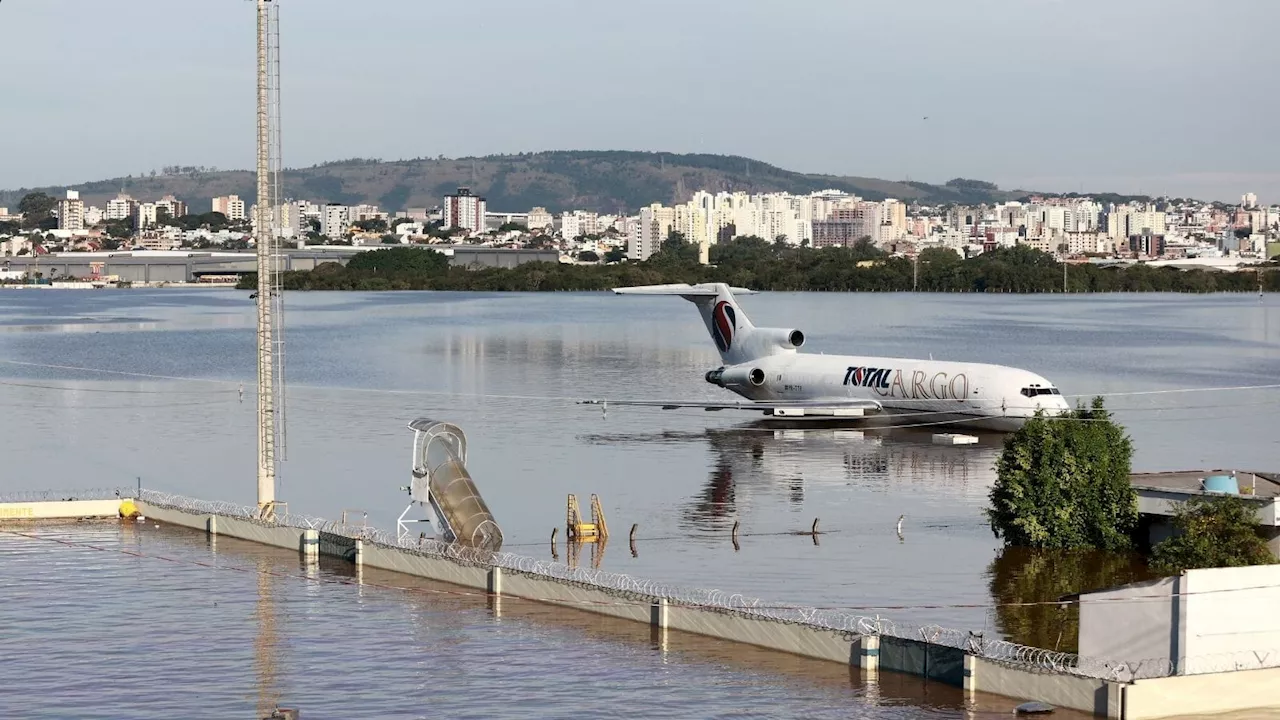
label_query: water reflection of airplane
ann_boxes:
[583,424,1000,532]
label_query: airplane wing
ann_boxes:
[613,283,757,296]
[580,398,882,418]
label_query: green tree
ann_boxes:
[18,192,57,229]
[988,397,1137,550]
[346,246,449,275]
[498,221,529,232]
[353,218,388,233]
[0,220,20,235]
[104,217,135,239]
[577,250,600,263]
[646,230,700,265]
[1150,495,1278,574]
[604,247,627,263]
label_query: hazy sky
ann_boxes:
[2,0,1276,201]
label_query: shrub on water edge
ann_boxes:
[1150,495,1278,574]
[987,397,1138,551]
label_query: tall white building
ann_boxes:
[1243,192,1259,209]
[880,199,907,242]
[443,188,486,232]
[84,206,104,226]
[211,195,247,221]
[631,204,677,261]
[105,193,137,221]
[321,204,350,238]
[57,190,85,231]
[135,202,158,230]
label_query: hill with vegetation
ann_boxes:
[0,151,1028,215]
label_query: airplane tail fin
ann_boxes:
[614,283,788,366]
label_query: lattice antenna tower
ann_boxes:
[254,0,288,518]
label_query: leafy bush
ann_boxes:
[988,397,1137,550]
[1150,495,1278,574]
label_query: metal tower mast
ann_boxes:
[255,0,286,518]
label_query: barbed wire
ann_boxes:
[18,493,1280,683]
[121,490,1122,678]
[0,487,131,504]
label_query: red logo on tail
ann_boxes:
[712,301,736,352]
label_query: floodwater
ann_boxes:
[1,520,1097,720]
[2,289,1279,716]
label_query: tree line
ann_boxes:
[239,236,1280,293]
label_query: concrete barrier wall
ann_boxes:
[125,500,1176,719]
[499,570,651,624]
[666,604,857,665]
[1123,667,1280,720]
[0,500,122,520]
[139,503,309,554]
[358,543,488,590]
[971,657,1120,718]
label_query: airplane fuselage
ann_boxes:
[707,353,1071,432]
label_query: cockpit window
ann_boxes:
[1020,387,1061,397]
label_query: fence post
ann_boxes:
[206,515,217,536]
[964,654,977,695]
[301,528,319,559]
[860,635,880,674]
[488,566,503,596]
[651,597,669,629]
[353,538,363,566]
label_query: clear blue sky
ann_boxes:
[1,0,1276,201]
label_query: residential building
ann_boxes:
[321,204,350,238]
[105,193,137,221]
[443,188,486,232]
[135,202,158,230]
[1243,192,1259,209]
[812,219,859,248]
[348,204,383,223]
[1063,230,1108,255]
[84,206,104,226]
[561,211,600,240]
[881,199,907,242]
[1129,232,1166,258]
[155,194,187,220]
[527,207,553,231]
[211,195,247,222]
[631,204,677,261]
[57,190,85,232]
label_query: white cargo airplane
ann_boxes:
[584,283,1071,432]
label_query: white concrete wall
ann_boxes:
[970,658,1119,717]
[0,499,123,520]
[1183,565,1280,663]
[1124,666,1280,719]
[1078,577,1177,664]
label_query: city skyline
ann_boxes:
[1,0,1277,200]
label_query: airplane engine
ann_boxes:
[706,365,766,388]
